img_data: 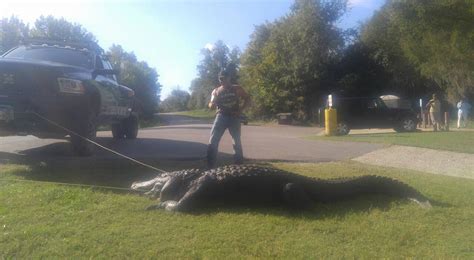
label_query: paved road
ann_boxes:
[0,114,384,164]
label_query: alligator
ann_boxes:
[131,164,432,212]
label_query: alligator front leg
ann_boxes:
[150,175,216,212]
[160,176,182,201]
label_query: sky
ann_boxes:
[1,0,385,99]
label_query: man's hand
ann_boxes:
[209,89,217,109]
[208,101,216,109]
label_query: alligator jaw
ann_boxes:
[131,176,170,193]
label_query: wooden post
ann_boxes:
[427,111,432,126]
[425,111,431,128]
[318,108,322,127]
[422,112,427,128]
[444,112,449,131]
[418,113,422,128]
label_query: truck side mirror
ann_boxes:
[92,69,119,79]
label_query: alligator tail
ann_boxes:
[313,175,432,208]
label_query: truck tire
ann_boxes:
[395,117,417,132]
[112,123,125,139]
[123,113,139,139]
[112,113,138,140]
[71,110,97,156]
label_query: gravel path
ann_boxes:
[353,145,474,179]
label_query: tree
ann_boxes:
[359,6,437,99]
[107,45,161,119]
[240,0,347,119]
[389,0,474,101]
[188,40,240,110]
[30,15,97,44]
[160,88,190,112]
[0,16,29,54]
[359,0,474,103]
[332,42,389,97]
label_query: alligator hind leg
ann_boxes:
[146,201,178,211]
[282,183,312,209]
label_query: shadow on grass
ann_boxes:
[142,194,447,220]
[0,136,230,192]
[347,129,425,138]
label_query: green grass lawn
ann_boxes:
[1,160,473,258]
[174,109,216,119]
[449,118,474,129]
[172,109,273,126]
[308,130,474,154]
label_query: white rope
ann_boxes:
[31,111,168,174]
[0,178,135,191]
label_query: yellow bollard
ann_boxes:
[325,108,337,136]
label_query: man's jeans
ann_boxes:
[207,113,243,168]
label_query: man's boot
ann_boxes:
[206,145,217,169]
[233,144,243,165]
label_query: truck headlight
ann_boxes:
[57,78,85,94]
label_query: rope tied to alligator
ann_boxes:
[1,112,171,191]
[31,111,168,174]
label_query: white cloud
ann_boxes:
[348,0,376,8]
[204,43,214,51]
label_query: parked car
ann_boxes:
[0,39,138,156]
[322,96,418,135]
[240,114,248,125]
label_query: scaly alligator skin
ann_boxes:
[131,165,431,212]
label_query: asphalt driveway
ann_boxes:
[0,114,384,165]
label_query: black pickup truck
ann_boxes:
[0,40,138,156]
[322,97,418,135]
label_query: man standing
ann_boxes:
[207,69,250,169]
[457,98,471,128]
[426,93,442,131]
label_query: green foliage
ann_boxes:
[391,0,474,102]
[240,0,347,120]
[332,43,389,97]
[160,88,191,112]
[188,40,241,110]
[361,0,474,103]
[359,8,437,99]
[30,15,97,44]
[106,45,161,119]
[0,16,29,54]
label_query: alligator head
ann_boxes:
[131,168,204,198]
[131,174,172,198]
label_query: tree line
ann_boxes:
[173,0,473,120]
[0,15,161,119]
[2,0,472,120]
